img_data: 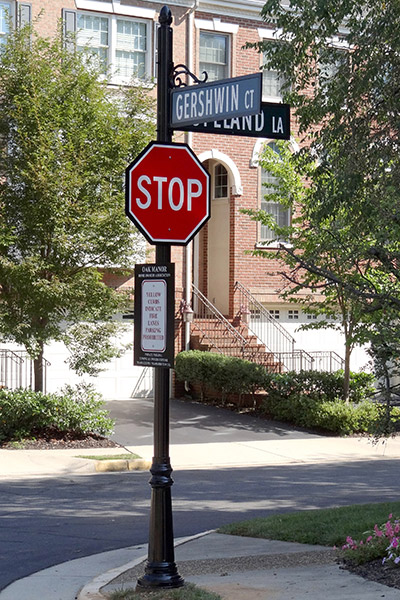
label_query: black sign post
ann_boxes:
[136,5,184,591]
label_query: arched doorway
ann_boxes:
[194,150,242,317]
[207,161,230,314]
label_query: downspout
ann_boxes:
[183,1,198,390]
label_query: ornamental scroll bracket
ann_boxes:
[170,64,208,89]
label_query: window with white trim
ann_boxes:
[262,43,285,101]
[214,163,228,199]
[0,2,31,46]
[288,309,299,320]
[0,2,11,44]
[260,142,290,243]
[71,11,152,83]
[199,31,229,82]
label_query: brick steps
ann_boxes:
[190,317,282,372]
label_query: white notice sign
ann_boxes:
[141,280,167,352]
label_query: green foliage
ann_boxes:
[218,502,400,550]
[0,384,114,442]
[340,514,400,566]
[0,19,155,389]
[263,392,400,436]
[109,583,222,600]
[264,370,375,405]
[175,353,395,435]
[175,351,268,403]
[245,0,400,390]
[63,321,132,376]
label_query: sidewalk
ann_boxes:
[1,435,400,599]
[1,434,400,479]
[2,531,400,600]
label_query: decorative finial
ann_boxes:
[159,6,172,25]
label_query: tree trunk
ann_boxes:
[343,342,352,403]
[33,344,45,393]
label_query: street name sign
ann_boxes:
[125,141,210,245]
[134,263,175,368]
[174,102,290,140]
[171,72,262,128]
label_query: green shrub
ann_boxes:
[262,394,400,435]
[264,370,375,404]
[0,383,114,442]
[175,351,268,402]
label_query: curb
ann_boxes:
[77,531,216,600]
[94,458,151,473]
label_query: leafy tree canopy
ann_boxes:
[0,20,155,389]
[251,0,400,308]
[246,0,400,396]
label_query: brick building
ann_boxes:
[0,0,369,396]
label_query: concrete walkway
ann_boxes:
[1,434,399,479]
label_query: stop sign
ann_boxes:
[125,141,210,245]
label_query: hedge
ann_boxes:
[0,383,114,442]
[173,351,397,435]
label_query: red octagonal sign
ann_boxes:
[125,141,210,245]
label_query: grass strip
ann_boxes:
[218,501,400,547]
[109,582,221,600]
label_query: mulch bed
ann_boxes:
[0,427,120,450]
[340,558,400,590]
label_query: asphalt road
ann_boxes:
[1,398,400,591]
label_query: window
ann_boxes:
[0,2,10,45]
[262,45,285,100]
[77,13,109,73]
[199,31,229,81]
[288,309,299,320]
[268,309,280,320]
[307,313,318,320]
[318,48,347,88]
[260,143,290,243]
[116,19,147,80]
[0,2,30,46]
[70,11,152,83]
[214,164,228,199]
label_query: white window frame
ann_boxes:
[258,28,287,102]
[0,1,12,44]
[199,30,230,82]
[258,142,291,247]
[213,163,229,199]
[195,18,238,82]
[76,10,153,85]
[0,2,31,45]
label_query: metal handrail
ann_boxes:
[192,284,248,351]
[0,350,50,392]
[234,281,296,371]
[234,281,295,348]
[307,351,345,372]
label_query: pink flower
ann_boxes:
[374,524,383,537]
